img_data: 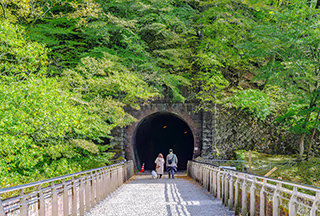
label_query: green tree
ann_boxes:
[0,77,114,187]
[0,20,48,79]
[240,1,320,159]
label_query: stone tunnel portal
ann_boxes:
[133,112,194,170]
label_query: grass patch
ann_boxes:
[235,150,320,187]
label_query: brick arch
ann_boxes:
[124,103,202,168]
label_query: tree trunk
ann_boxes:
[299,111,312,159]
[306,110,320,160]
[0,3,6,19]
[306,128,316,160]
[299,132,306,159]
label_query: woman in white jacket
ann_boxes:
[155,153,165,178]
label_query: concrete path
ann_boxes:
[85,173,235,216]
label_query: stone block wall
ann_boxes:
[111,101,216,166]
[112,100,318,163]
[207,105,301,159]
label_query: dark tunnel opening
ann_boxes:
[133,112,194,170]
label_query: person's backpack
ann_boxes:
[168,155,175,164]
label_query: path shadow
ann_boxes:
[125,174,234,216]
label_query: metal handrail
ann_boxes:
[0,161,126,194]
[0,160,134,216]
[188,160,320,216]
[193,160,320,192]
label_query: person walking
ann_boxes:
[155,153,165,178]
[166,149,178,179]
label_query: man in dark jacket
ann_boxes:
[166,149,178,179]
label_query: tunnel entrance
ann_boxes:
[133,112,194,170]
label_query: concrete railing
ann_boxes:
[188,160,320,216]
[0,160,134,216]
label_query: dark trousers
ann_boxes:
[167,166,177,179]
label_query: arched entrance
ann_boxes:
[133,112,194,170]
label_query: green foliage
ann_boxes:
[192,0,320,157]
[0,77,114,187]
[196,0,257,82]
[28,17,92,70]
[3,0,320,188]
[0,20,48,79]
[62,53,158,123]
[191,0,264,106]
[25,0,199,100]
[229,89,273,120]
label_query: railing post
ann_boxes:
[109,170,113,193]
[260,180,266,216]
[106,169,111,196]
[102,170,107,199]
[117,168,120,188]
[311,192,320,216]
[197,165,200,183]
[20,189,28,216]
[212,169,217,197]
[221,172,225,203]
[51,182,58,216]
[72,177,77,216]
[202,166,205,184]
[229,174,234,210]
[235,176,240,212]
[200,166,203,184]
[114,168,117,190]
[119,166,122,186]
[204,167,208,189]
[203,166,206,187]
[79,177,85,216]
[0,198,5,216]
[113,169,116,191]
[250,178,257,216]
[38,185,45,216]
[85,176,91,212]
[224,173,229,206]
[100,171,103,201]
[289,187,297,216]
[209,169,212,193]
[211,169,215,194]
[272,183,281,216]
[100,170,106,200]
[121,165,124,185]
[96,172,101,203]
[63,179,69,216]
[207,167,210,190]
[196,164,199,181]
[105,170,109,197]
[195,165,198,182]
[242,176,248,215]
[101,170,106,199]
[217,171,221,199]
[99,171,103,201]
[195,164,197,180]
[124,163,127,180]
[91,172,95,207]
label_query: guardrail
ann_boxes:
[0,160,134,216]
[187,160,320,216]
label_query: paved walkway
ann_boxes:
[85,173,234,216]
